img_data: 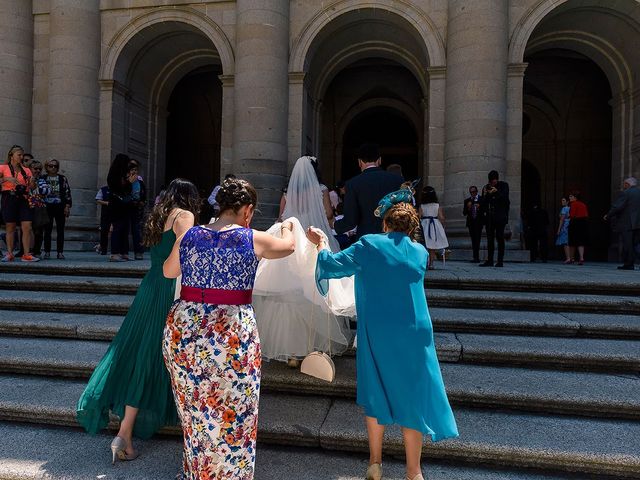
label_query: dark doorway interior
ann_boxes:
[341,108,419,181]
[522,49,612,260]
[166,66,222,219]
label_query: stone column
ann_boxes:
[426,66,447,195]
[233,0,290,227]
[219,74,235,179]
[506,63,528,236]
[0,0,33,152]
[443,0,509,231]
[288,72,306,172]
[47,0,100,226]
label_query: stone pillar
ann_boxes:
[219,74,235,179]
[0,0,33,152]
[506,63,528,237]
[443,0,508,231]
[47,0,100,226]
[288,72,306,173]
[426,66,447,195]
[233,0,290,227]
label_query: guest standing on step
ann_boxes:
[568,191,589,265]
[334,143,402,239]
[77,178,200,463]
[162,178,295,480]
[107,154,136,262]
[463,185,483,263]
[604,177,640,270]
[480,170,510,267]
[40,159,72,259]
[0,145,39,262]
[310,191,458,480]
[419,186,449,270]
[96,185,111,255]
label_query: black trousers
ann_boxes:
[110,200,131,256]
[99,212,111,255]
[43,203,66,253]
[621,229,640,266]
[129,206,144,254]
[528,233,548,262]
[467,220,483,261]
[486,216,506,263]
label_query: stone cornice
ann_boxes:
[218,75,234,87]
[99,79,128,96]
[507,63,528,78]
[426,66,446,80]
[288,72,306,85]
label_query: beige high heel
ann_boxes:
[406,474,424,480]
[366,462,382,480]
[110,436,139,464]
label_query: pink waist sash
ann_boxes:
[180,285,252,305]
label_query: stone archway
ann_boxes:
[510,0,640,259]
[98,9,233,198]
[289,7,439,189]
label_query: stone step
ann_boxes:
[1,333,638,376]
[2,308,638,344]
[2,258,639,296]
[0,273,141,295]
[1,334,638,409]
[426,289,640,314]
[0,378,637,478]
[0,423,582,480]
[2,287,638,322]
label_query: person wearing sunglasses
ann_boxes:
[40,159,72,259]
[0,145,39,262]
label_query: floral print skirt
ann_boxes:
[163,300,261,480]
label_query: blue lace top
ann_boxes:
[179,226,259,290]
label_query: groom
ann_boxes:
[334,144,403,240]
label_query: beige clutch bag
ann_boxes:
[300,351,335,383]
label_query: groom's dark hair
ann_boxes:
[358,144,380,163]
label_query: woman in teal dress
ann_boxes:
[76,178,200,463]
[308,190,458,480]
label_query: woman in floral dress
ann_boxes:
[162,178,295,480]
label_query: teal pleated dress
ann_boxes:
[316,232,459,441]
[76,229,179,438]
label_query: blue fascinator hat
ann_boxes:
[374,179,419,218]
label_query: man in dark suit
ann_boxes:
[463,185,483,263]
[480,170,510,267]
[334,144,403,239]
[605,177,640,270]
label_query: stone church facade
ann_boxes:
[2,0,640,257]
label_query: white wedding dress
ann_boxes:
[253,156,356,361]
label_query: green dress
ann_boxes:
[76,229,179,438]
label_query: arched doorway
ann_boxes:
[166,67,222,204]
[99,16,229,201]
[513,0,640,260]
[293,8,430,189]
[341,107,418,181]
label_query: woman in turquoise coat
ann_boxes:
[308,191,458,480]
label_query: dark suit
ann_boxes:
[334,166,403,239]
[482,181,510,263]
[607,185,640,266]
[463,195,483,261]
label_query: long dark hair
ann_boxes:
[107,153,132,196]
[142,178,200,246]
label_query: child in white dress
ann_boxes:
[419,186,448,269]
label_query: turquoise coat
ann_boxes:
[316,232,458,441]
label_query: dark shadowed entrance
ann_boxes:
[166,67,223,207]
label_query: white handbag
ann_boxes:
[300,281,336,383]
[300,351,335,382]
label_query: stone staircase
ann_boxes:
[0,257,638,479]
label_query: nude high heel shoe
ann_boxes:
[406,474,424,480]
[110,436,139,464]
[366,463,382,480]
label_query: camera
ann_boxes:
[15,184,27,196]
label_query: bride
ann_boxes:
[253,156,355,365]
